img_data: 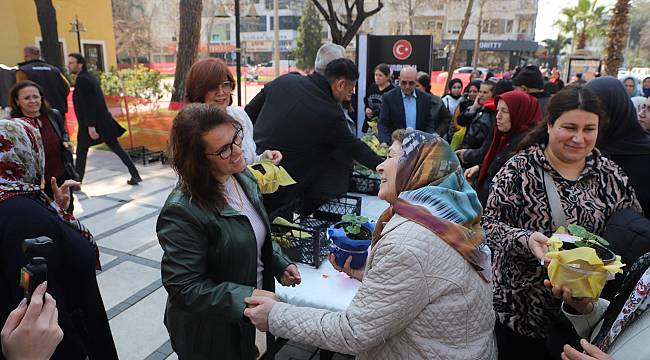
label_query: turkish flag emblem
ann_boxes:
[392,39,412,61]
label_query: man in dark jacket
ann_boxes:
[67,53,141,185]
[250,58,383,214]
[16,46,70,116]
[456,80,496,167]
[512,65,551,119]
[378,66,434,144]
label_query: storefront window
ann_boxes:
[270,15,300,30]
[241,16,267,32]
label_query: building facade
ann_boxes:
[0,0,117,71]
[358,0,539,71]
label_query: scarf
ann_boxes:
[373,130,491,282]
[477,91,542,186]
[593,252,650,352]
[0,119,99,268]
[586,77,650,155]
[643,77,650,98]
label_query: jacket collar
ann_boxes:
[309,72,334,100]
[401,89,417,99]
[379,213,410,237]
[17,59,46,67]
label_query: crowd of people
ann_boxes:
[1,41,650,360]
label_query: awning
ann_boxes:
[442,40,538,52]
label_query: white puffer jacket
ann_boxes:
[268,214,497,359]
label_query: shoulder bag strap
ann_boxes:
[540,166,567,231]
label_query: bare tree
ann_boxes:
[34,0,63,69]
[171,0,203,103]
[603,0,632,75]
[444,0,475,94]
[311,0,384,47]
[472,0,486,69]
[112,0,156,64]
[388,0,429,35]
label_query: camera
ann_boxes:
[19,236,53,303]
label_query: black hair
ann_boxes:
[416,72,432,93]
[448,78,463,92]
[374,64,390,77]
[494,80,513,96]
[324,58,359,84]
[68,53,87,71]
[518,86,606,150]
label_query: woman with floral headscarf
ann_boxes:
[244,129,496,360]
[0,119,117,359]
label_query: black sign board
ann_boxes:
[356,34,433,135]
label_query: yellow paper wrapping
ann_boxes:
[546,246,625,299]
[247,159,296,194]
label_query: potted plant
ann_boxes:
[328,214,374,269]
[546,224,624,299]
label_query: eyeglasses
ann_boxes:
[400,80,416,86]
[205,126,243,159]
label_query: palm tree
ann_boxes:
[542,35,572,69]
[603,0,632,75]
[554,0,607,51]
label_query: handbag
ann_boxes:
[62,149,80,182]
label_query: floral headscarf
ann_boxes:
[0,119,98,268]
[373,130,491,282]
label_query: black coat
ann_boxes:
[250,73,383,212]
[458,106,495,154]
[72,70,125,147]
[0,196,118,360]
[476,132,526,206]
[378,87,434,144]
[18,59,69,114]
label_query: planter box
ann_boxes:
[126,146,168,166]
[348,173,381,195]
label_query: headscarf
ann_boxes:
[592,251,650,352]
[586,77,650,155]
[373,130,491,282]
[621,76,640,97]
[0,119,99,268]
[477,92,542,186]
[643,77,650,98]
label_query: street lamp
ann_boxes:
[69,15,86,53]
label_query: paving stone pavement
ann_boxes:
[80,149,384,360]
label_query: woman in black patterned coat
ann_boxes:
[481,86,642,360]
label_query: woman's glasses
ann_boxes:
[205,126,243,159]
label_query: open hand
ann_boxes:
[261,150,283,165]
[544,280,595,315]
[328,254,364,281]
[561,339,613,360]
[243,296,277,332]
[51,177,80,210]
[280,264,301,286]
[528,232,550,265]
[1,282,63,360]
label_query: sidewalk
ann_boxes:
[79,149,383,360]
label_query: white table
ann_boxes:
[275,260,361,311]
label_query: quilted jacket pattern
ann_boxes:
[269,215,497,359]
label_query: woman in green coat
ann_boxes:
[156,104,301,359]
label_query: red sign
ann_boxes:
[392,39,412,60]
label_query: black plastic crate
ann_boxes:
[126,146,168,166]
[349,173,380,195]
[271,217,331,268]
[313,194,362,223]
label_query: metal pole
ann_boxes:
[235,0,242,106]
[273,0,280,77]
[77,29,82,53]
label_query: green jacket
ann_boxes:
[156,171,292,360]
